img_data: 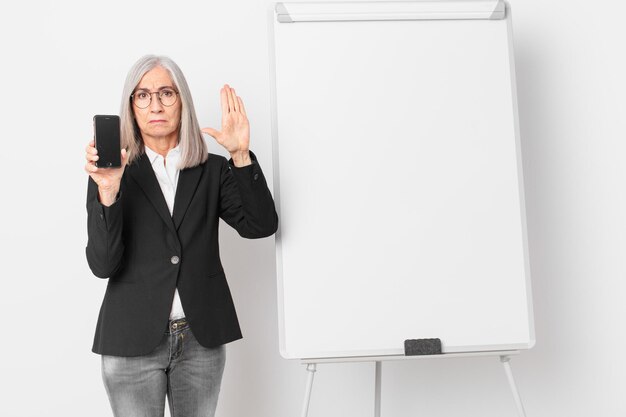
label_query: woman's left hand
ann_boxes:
[202,84,252,167]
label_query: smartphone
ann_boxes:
[93,115,121,168]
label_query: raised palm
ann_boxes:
[202,84,250,155]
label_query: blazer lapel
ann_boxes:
[128,153,176,235]
[172,164,203,230]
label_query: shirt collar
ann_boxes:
[144,143,181,165]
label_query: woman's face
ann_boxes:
[132,66,182,143]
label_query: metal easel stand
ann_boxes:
[301,364,317,417]
[500,355,527,417]
[300,351,527,417]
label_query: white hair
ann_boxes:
[120,55,207,169]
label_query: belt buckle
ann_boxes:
[171,318,186,332]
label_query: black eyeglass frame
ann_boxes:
[130,88,180,109]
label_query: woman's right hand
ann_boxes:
[84,140,128,206]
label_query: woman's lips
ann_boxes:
[149,119,167,123]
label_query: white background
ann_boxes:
[0,1,624,416]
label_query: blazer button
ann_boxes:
[171,256,180,265]
[253,173,259,181]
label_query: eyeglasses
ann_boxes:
[131,88,179,109]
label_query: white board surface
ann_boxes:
[268,1,535,360]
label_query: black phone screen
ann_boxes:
[94,115,121,168]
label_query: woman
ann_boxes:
[84,55,278,417]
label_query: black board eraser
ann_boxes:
[404,338,442,355]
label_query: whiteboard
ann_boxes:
[268,1,535,360]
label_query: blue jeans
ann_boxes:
[101,317,226,417]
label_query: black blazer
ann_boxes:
[86,150,278,356]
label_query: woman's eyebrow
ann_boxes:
[134,85,176,92]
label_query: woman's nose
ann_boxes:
[149,92,164,112]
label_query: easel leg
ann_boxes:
[301,363,317,417]
[500,356,527,417]
[374,361,382,417]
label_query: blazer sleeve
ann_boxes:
[219,150,279,239]
[85,177,125,278]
